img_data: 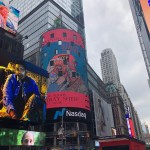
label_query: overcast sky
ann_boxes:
[82,0,150,128]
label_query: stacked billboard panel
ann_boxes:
[92,90,114,137]
[0,62,47,124]
[139,0,150,33]
[0,128,45,146]
[40,28,91,122]
[0,0,19,34]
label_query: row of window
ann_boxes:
[49,32,77,40]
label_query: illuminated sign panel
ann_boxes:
[126,114,135,138]
[41,28,90,122]
[0,62,46,124]
[0,0,19,34]
[46,108,91,122]
[92,90,114,137]
[140,0,150,33]
[46,91,90,111]
[0,128,45,146]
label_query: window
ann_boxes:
[50,60,54,66]
[58,40,62,45]
[72,72,76,77]
[47,42,51,47]
[58,71,63,76]
[71,41,74,46]
[67,49,70,54]
[50,33,54,38]
[55,49,58,54]
[63,32,67,37]
[73,35,77,40]
[78,52,80,57]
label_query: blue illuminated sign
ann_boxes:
[53,108,66,120]
[148,0,150,6]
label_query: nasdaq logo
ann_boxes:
[54,108,66,120]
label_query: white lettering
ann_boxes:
[66,110,86,119]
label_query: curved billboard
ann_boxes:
[0,0,20,34]
[40,28,90,122]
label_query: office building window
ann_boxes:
[67,49,70,54]
[55,49,58,54]
[63,32,67,37]
[50,33,54,38]
[73,35,77,40]
[58,40,62,45]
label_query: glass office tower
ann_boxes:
[10,0,85,66]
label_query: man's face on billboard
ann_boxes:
[15,64,26,80]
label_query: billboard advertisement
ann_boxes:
[46,107,91,122]
[139,0,150,33]
[46,91,90,110]
[40,28,90,122]
[126,114,135,138]
[0,62,46,124]
[92,90,114,137]
[0,0,20,34]
[0,128,45,146]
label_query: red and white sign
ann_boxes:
[46,91,90,111]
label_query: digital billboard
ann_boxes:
[46,107,91,122]
[46,91,90,110]
[0,62,46,124]
[0,128,45,146]
[139,0,150,33]
[40,28,90,122]
[126,114,135,138]
[92,90,114,137]
[0,0,20,34]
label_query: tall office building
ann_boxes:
[10,0,85,66]
[100,48,121,89]
[128,0,150,87]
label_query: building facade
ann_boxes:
[106,83,129,136]
[87,64,115,139]
[10,0,85,67]
[100,48,121,90]
[128,0,150,86]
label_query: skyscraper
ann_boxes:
[100,48,121,89]
[10,0,85,66]
[128,0,150,87]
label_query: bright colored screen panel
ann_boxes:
[0,128,45,146]
[0,0,20,34]
[46,91,90,111]
[140,0,150,33]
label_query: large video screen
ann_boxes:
[0,128,45,146]
[0,62,46,124]
[0,0,20,34]
[139,0,150,33]
[46,107,91,122]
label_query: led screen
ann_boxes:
[0,62,46,124]
[46,91,90,110]
[0,128,45,146]
[92,90,114,137]
[140,0,150,33]
[0,0,20,34]
[40,29,90,118]
[46,107,91,122]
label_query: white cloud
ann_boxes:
[83,0,150,128]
